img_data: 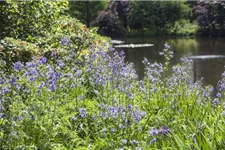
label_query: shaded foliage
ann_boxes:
[68,1,108,27]
[128,1,191,34]
[193,1,225,36]
[93,1,131,37]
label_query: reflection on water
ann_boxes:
[116,37,225,87]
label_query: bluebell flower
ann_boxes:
[0,78,6,84]
[216,93,222,98]
[50,84,56,92]
[60,36,71,47]
[150,138,156,145]
[113,97,118,103]
[110,127,116,133]
[13,61,23,71]
[2,86,9,95]
[101,128,106,133]
[159,126,170,135]
[213,98,219,105]
[164,43,170,49]
[222,111,225,117]
[142,57,148,64]
[151,128,159,136]
[75,70,82,77]
[132,140,138,145]
[133,108,146,123]
[128,104,133,110]
[39,82,45,89]
[128,93,133,99]
[108,46,115,51]
[8,77,17,86]
[121,139,127,145]
[222,72,225,78]
[39,57,47,64]
[209,87,214,93]
[119,124,125,129]
[79,108,87,119]
[159,52,164,56]
[57,60,65,68]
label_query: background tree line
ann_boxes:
[1,0,225,38]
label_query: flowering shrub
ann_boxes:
[0,40,225,149]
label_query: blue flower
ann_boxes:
[39,57,47,64]
[57,60,65,68]
[128,104,133,110]
[159,126,170,135]
[13,61,23,71]
[75,70,82,77]
[216,93,222,98]
[150,138,156,145]
[2,86,9,95]
[213,98,219,105]
[164,43,170,49]
[151,128,159,136]
[60,36,71,47]
[159,52,164,56]
[128,93,133,99]
[50,84,56,92]
[79,108,87,119]
[108,46,115,51]
[121,139,127,145]
[0,78,6,84]
[222,111,225,117]
[132,140,138,145]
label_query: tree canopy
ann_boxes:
[128,1,191,31]
[68,1,108,27]
[193,1,225,36]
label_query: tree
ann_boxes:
[193,1,225,36]
[128,1,191,32]
[68,1,108,27]
[92,1,131,37]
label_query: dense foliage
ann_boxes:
[92,1,131,37]
[91,1,197,37]
[128,1,191,31]
[0,1,68,40]
[193,1,225,36]
[68,1,108,27]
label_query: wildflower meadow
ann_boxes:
[1,38,225,150]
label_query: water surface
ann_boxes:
[115,37,225,87]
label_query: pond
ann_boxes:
[115,37,225,88]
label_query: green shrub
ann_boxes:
[0,37,42,67]
[0,1,68,40]
[167,20,199,36]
